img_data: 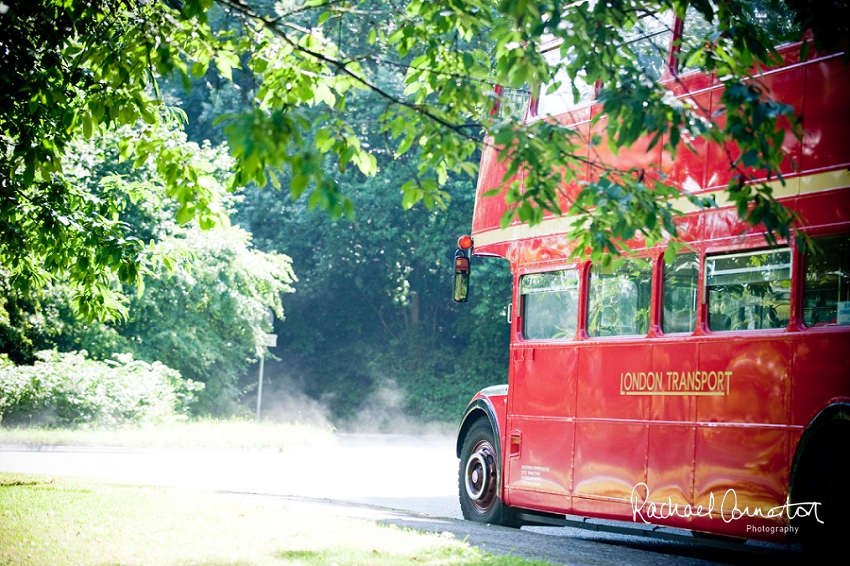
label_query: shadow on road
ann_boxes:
[379,515,801,566]
[234,492,801,566]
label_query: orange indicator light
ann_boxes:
[457,235,473,250]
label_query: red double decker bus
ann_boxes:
[453,7,850,553]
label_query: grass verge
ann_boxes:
[0,419,335,450]
[0,473,552,566]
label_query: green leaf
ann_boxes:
[291,174,309,199]
[176,203,194,225]
[216,57,232,80]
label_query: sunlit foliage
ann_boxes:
[2,0,845,320]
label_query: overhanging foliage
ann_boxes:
[1,0,846,319]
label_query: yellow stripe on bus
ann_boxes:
[472,169,850,248]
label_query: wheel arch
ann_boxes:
[456,398,502,463]
[789,402,850,504]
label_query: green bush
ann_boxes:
[0,351,202,427]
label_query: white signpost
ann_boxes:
[256,332,278,420]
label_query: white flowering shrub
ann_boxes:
[0,351,202,427]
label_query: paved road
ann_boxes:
[0,434,460,516]
[0,434,800,566]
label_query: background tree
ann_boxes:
[3,0,846,318]
[237,148,512,423]
[0,0,234,319]
[1,125,296,415]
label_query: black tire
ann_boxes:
[458,418,520,527]
[799,440,850,559]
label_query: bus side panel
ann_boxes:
[472,140,512,238]
[698,58,807,189]
[698,337,791,425]
[762,60,805,178]
[555,114,590,215]
[572,420,649,518]
[701,88,729,190]
[650,342,700,422]
[645,424,696,529]
[700,72,803,189]
[801,54,850,173]
[572,343,651,517]
[692,427,789,540]
[504,345,577,513]
[663,90,711,192]
[645,342,700,529]
[511,236,574,266]
[587,116,662,184]
[792,188,850,230]
[792,333,850,427]
[692,338,792,539]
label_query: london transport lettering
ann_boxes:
[619,370,731,396]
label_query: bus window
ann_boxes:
[749,0,797,40]
[536,48,593,117]
[706,248,791,331]
[521,270,579,340]
[662,251,699,334]
[803,235,850,327]
[587,258,652,337]
[622,11,674,81]
[678,0,797,73]
[496,86,531,121]
[677,4,715,73]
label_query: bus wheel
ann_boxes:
[800,440,850,557]
[458,419,519,527]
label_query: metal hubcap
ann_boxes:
[465,440,497,513]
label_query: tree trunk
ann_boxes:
[410,291,419,327]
